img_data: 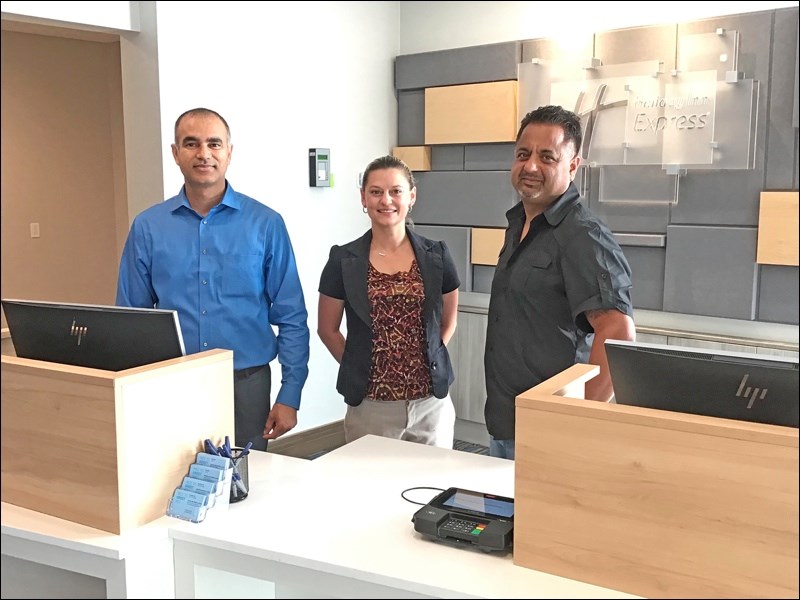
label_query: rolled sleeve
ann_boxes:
[563,224,633,330]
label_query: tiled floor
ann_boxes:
[452,439,489,455]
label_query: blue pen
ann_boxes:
[241,441,253,456]
[230,460,248,496]
[224,435,231,457]
[204,439,219,455]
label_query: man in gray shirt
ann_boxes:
[484,105,636,459]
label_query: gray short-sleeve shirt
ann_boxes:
[484,182,633,440]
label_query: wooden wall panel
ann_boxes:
[425,81,518,145]
[471,228,506,266]
[392,146,431,171]
[757,191,799,266]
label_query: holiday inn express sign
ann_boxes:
[518,30,757,172]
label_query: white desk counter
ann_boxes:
[1,501,173,598]
[1,449,312,598]
[170,435,638,598]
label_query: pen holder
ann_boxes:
[229,447,249,503]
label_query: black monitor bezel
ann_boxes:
[606,339,799,428]
[2,298,186,372]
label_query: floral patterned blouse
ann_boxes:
[366,260,433,401]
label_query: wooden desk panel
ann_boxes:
[1,349,235,534]
[514,364,799,599]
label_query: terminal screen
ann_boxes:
[441,489,514,519]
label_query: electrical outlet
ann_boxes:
[30,222,40,238]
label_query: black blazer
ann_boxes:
[318,228,461,406]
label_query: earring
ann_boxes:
[409,205,414,213]
[362,207,368,213]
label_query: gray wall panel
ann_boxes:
[795,11,799,129]
[521,38,593,63]
[672,11,773,227]
[397,8,797,325]
[680,11,774,84]
[415,225,471,292]
[595,24,677,71]
[672,170,763,226]
[398,90,425,146]
[472,265,495,294]
[413,171,516,228]
[395,42,521,91]
[757,265,799,324]
[431,145,464,171]
[795,140,799,189]
[465,143,515,171]
[590,202,671,236]
[622,246,665,311]
[663,225,758,320]
[766,7,799,189]
[587,166,672,234]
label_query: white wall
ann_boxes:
[399,1,800,54]
[154,1,401,432]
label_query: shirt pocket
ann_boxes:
[523,251,555,291]
[223,254,262,298]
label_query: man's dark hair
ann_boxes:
[516,105,582,156]
[174,108,231,144]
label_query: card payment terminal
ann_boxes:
[412,487,514,552]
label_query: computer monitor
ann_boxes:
[606,339,799,428]
[2,299,186,372]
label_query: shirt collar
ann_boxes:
[505,181,581,226]
[172,181,240,213]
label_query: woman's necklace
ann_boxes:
[372,242,402,257]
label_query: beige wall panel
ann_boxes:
[1,31,126,315]
[471,228,506,265]
[392,146,431,171]
[756,191,799,266]
[514,364,799,599]
[425,81,518,145]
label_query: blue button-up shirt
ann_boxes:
[116,183,309,409]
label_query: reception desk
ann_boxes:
[514,364,799,599]
[170,435,638,598]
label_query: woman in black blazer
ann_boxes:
[318,155,460,447]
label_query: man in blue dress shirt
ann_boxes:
[117,107,310,451]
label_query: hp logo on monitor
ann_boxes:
[735,374,767,409]
[70,319,88,346]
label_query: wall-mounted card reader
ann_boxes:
[309,148,331,187]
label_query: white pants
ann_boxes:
[344,394,455,449]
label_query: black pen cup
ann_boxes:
[229,447,249,503]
